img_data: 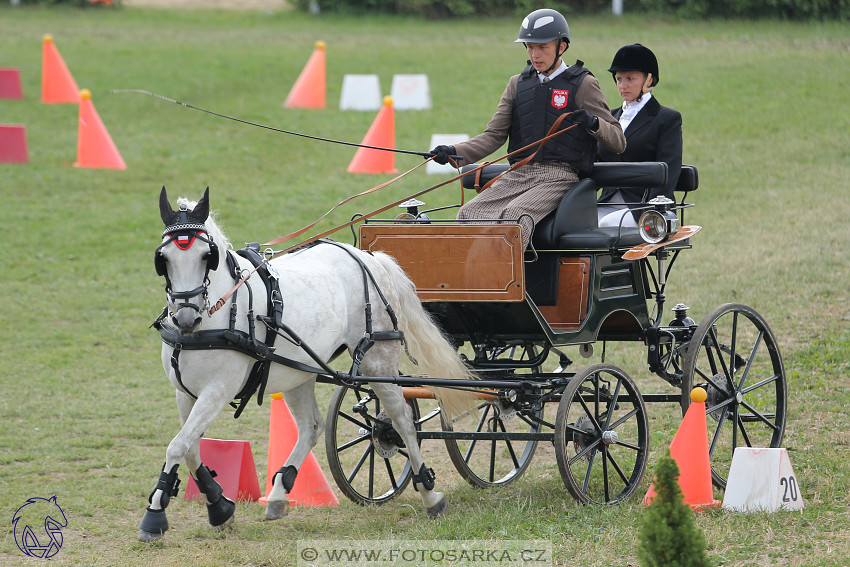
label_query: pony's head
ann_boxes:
[155,187,226,334]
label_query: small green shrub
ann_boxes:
[637,450,711,567]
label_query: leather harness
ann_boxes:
[152,239,406,418]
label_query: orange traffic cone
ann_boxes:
[0,125,29,164]
[0,68,24,100]
[643,387,721,509]
[283,41,326,109]
[259,393,339,507]
[41,34,80,104]
[347,95,397,174]
[74,89,126,170]
[183,438,262,502]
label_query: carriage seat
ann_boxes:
[460,162,699,251]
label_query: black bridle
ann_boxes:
[155,228,220,315]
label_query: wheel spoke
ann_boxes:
[462,404,490,464]
[741,373,780,395]
[497,418,521,469]
[384,458,398,490]
[347,443,373,485]
[603,378,623,430]
[708,405,729,457]
[606,449,630,486]
[602,446,610,502]
[568,435,602,465]
[736,413,753,448]
[608,406,639,430]
[339,410,371,431]
[739,400,780,430]
[612,439,642,452]
[336,433,372,453]
[736,329,764,391]
[582,450,598,493]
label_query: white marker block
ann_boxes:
[426,134,469,175]
[339,74,382,111]
[390,74,431,110]
[722,447,804,512]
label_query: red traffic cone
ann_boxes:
[347,96,397,174]
[74,89,126,170]
[283,41,326,109]
[259,393,339,507]
[184,438,262,502]
[41,34,80,104]
[643,387,721,509]
[0,68,24,100]
[0,125,29,164]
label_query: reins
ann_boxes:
[133,89,582,315]
[208,118,580,315]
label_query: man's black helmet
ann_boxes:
[515,9,570,44]
[608,43,659,87]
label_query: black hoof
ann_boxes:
[207,496,236,528]
[138,507,168,542]
[426,497,448,519]
[264,499,289,521]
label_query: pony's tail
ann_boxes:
[372,251,479,421]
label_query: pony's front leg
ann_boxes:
[372,383,447,518]
[138,389,234,542]
[264,382,325,521]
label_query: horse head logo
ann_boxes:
[12,496,68,559]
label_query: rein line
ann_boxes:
[208,117,580,315]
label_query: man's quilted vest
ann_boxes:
[508,60,596,173]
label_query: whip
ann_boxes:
[110,89,460,159]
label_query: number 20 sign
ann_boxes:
[722,447,805,512]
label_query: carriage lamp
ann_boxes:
[638,197,679,244]
[395,198,430,223]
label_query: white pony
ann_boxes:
[139,188,475,542]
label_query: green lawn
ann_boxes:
[1,6,848,566]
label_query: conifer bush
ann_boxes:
[637,450,711,567]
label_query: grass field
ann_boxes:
[1,5,849,566]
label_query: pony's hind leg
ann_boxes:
[362,339,448,518]
[138,389,234,541]
[264,381,324,521]
[370,382,447,517]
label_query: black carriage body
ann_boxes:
[422,250,650,347]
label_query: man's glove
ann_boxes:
[568,109,599,132]
[429,145,455,165]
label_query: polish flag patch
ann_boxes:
[551,89,569,109]
[173,234,197,250]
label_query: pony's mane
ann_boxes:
[176,196,231,250]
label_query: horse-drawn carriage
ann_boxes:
[141,160,787,540]
[328,160,786,506]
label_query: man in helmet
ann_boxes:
[597,43,682,228]
[430,8,625,249]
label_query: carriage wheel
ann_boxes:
[325,385,420,505]
[441,398,542,489]
[554,363,649,504]
[443,341,543,488]
[682,303,787,489]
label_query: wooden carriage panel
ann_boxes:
[359,224,525,302]
[537,257,591,330]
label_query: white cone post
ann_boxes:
[390,74,431,110]
[722,447,804,512]
[426,133,468,175]
[340,74,381,111]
